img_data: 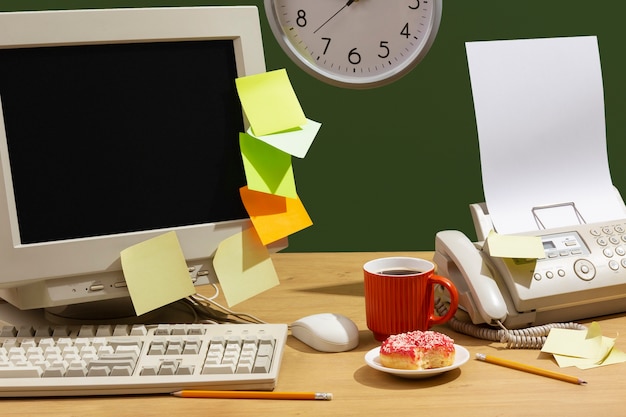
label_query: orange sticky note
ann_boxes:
[240,186,313,245]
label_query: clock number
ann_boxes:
[321,37,331,54]
[378,41,390,59]
[409,0,420,10]
[296,9,307,27]
[348,48,361,65]
[400,23,411,39]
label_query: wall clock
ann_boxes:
[264,0,443,89]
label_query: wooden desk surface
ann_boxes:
[3,252,626,416]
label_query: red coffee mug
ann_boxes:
[364,257,459,341]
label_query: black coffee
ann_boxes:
[379,269,422,275]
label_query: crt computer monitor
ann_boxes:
[0,6,285,322]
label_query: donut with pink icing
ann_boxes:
[380,330,455,370]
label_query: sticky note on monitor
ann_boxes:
[246,118,321,159]
[240,132,297,198]
[235,68,306,136]
[120,231,196,316]
[213,227,280,307]
[240,185,313,245]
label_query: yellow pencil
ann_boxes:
[171,390,333,400]
[476,353,586,385]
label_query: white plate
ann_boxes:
[364,344,470,379]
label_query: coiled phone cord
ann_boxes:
[434,297,586,349]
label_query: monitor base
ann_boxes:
[43,297,198,325]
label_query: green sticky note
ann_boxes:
[240,132,297,198]
[235,68,307,136]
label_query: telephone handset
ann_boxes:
[433,230,508,325]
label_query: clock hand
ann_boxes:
[313,0,359,34]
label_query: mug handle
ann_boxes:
[427,274,459,327]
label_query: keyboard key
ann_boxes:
[65,364,88,377]
[148,342,166,356]
[158,361,179,375]
[78,325,97,337]
[17,326,35,337]
[129,325,148,336]
[113,325,130,336]
[34,326,52,338]
[182,341,201,355]
[140,366,159,376]
[110,365,133,376]
[176,365,194,375]
[88,366,110,377]
[42,366,65,378]
[52,326,70,337]
[253,356,271,373]
[170,324,187,335]
[154,324,171,335]
[236,362,253,374]
[0,326,17,337]
[96,325,113,337]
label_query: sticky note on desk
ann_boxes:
[235,68,306,136]
[484,230,545,259]
[240,185,313,245]
[120,232,196,316]
[213,227,279,307]
[240,133,297,198]
[541,322,626,369]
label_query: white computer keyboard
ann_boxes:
[0,322,288,397]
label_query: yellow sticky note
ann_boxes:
[235,68,306,136]
[485,230,545,259]
[541,323,609,361]
[213,227,280,307]
[240,132,297,198]
[120,232,196,316]
[246,118,321,159]
[553,344,625,369]
[541,322,626,369]
[239,186,313,245]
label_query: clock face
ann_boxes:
[264,0,442,89]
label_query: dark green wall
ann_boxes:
[3,1,626,252]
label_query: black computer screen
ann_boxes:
[0,40,248,244]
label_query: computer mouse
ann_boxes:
[290,313,359,352]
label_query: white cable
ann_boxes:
[189,292,267,324]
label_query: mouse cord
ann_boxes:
[434,297,586,349]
